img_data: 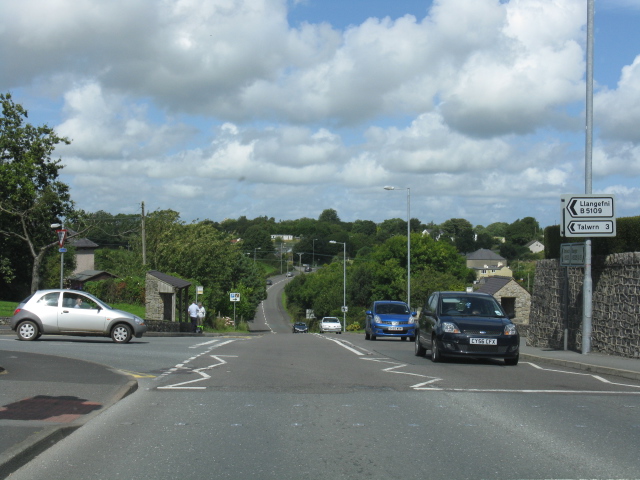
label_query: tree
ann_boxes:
[318,208,341,224]
[505,217,540,246]
[0,93,74,295]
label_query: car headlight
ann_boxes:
[441,322,460,334]
[504,324,517,336]
[374,315,382,324]
[134,316,144,325]
[407,316,415,324]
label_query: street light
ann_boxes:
[329,240,346,333]
[384,186,411,310]
[51,222,66,289]
[253,247,261,264]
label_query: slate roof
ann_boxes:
[68,270,116,282]
[68,238,99,248]
[147,270,191,288]
[476,276,514,295]
[465,248,506,261]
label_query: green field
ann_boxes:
[0,300,19,317]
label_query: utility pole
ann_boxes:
[141,201,147,265]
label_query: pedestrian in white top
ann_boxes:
[188,301,199,333]
[197,302,206,330]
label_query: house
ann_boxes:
[475,275,531,325]
[68,270,117,290]
[465,248,513,279]
[67,237,99,274]
[525,240,544,254]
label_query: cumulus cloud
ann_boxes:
[1,0,639,226]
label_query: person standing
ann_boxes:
[197,302,206,332]
[188,300,199,333]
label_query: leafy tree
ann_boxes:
[0,93,74,295]
[454,227,476,253]
[440,218,473,237]
[242,225,274,258]
[352,219,377,236]
[485,222,509,238]
[318,208,341,223]
[505,217,540,246]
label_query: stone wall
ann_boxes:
[529,252,640,358]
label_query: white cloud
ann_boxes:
[2,0,640,227]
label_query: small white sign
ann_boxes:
[230,293,240,302]
[341,306,348,313]
[197,286,204,294]
[560,243,585,267]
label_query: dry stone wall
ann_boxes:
[529,252,640,358]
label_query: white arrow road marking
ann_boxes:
[158,355,237,390]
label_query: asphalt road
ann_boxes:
[2,273,639,479]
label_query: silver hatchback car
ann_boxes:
[11,289,147,343]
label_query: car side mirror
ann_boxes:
[411,312,417,316]
[507,313,515,320]
[365,311,372,316]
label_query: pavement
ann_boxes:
[0,328,639,478]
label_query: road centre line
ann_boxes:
[317,335,366,355]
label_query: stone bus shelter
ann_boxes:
[145,271,191,323]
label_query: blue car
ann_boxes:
[365,300,416,341]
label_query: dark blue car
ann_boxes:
[365,300,416,341]
[414,291,519,365]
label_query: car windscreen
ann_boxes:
[439,296,503,317]
[376,303,409,315]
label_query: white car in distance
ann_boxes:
[319,316,342,334]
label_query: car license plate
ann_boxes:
[388,327,403,331]
[470,338,497,345]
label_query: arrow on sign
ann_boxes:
[567,220,614,235]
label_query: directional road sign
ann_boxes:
[561,194,616,237]
[230,293,240,302]
[564,195,614,218]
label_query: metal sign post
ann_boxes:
[230,293,240,328]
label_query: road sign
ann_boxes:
[566,220,615,236]
[560,243,585,267]
[341,306,348,313]
[564,195,614,218]
[197,286,203,294]
[230,293,240,302]
[561,194,616,237]
[59,247,67,253]
[56,229,67,247]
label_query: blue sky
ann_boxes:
[2,0,640,230]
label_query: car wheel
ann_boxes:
[371,333,376,341]
[431,337,441,362]
[365,330,370,340]
[505,355,519,366]
[17,320,39,341]
[111,324,132,343]
[401,337,407,341]
[414,334,426,357]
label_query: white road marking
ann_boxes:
[158,355,237,390]
[156,339,237,388]
[321,336,366,355]
[411,362,640,393]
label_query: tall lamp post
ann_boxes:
[384,186,411,310]
[253,247,261,264]
[329,240,346,332]
[51,222,66,289]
